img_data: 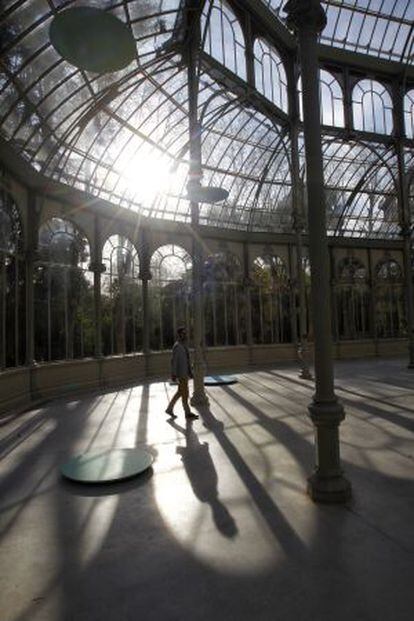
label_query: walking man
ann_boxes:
[166,327,198,420]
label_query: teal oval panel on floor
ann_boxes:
[60,448,153,483]
[204,375,238,386]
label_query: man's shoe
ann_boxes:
[165,408,177,418]
[185,411,198,420]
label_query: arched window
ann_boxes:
[352,79,393,135]
[298,70,344,126]
[404,89,414,139]
[35,218,93,361]
[251,254,292,344]
[374,256,405,338]
[101,235,141,356]
[335,256,370,340]
[203,251,244,346]
[319,70,344,127]
[253,38,288,112]
[201,0,246,80]
[0,189,24,369]
[150,244,192,350]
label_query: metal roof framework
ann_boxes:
[0,0,413,239]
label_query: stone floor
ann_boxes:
[0,357,413,621]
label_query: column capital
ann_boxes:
[400,224,412,239]
[88,262,106,274]
[292,210,306,233]
[284,0,327,34]
[242,276,254,288]
[139,269,152,281]
[22,247,40,262]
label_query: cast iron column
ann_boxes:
[25,190,38,365]
[188,0,208,406]
[243,242,253,349]
[139,228,152,365]
[284,0,351,502]
[291,116,312,379]
[90,215,104,358]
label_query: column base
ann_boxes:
[299,368,313,380]
[407,341,414,368]
[297,341,313,381]
[191,346,209,406]
[307,472,351,503]
[190,391,210,407]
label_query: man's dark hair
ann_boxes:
[177,326,186,336]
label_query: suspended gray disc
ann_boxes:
[186,185,229,204]
[60,448,153,483]
[50,7,136,73]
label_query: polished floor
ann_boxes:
[0,357,413,621]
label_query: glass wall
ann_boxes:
[251,255,292,344]
[34,218,94,361]
[0,189,25,369]
[101,235,142,355]
[374,256,406,338]
[150,244,192,350]
[335,256,370,340]
[203,251,245,346]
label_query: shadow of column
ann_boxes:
[194,404,308,558]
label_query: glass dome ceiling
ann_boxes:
[0,0,413,238]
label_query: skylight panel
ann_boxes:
[347,10,365,44]
[331,7,354,43]
[323,5,341,40]
[381,19,400,55]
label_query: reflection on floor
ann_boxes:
[0,357,413,621]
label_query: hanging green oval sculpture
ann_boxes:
[50,7,136,73]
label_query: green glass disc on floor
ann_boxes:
[60,448,153,483]
[204,375,238,386]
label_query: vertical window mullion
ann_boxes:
[14,259,19,365]
[1,256,6,369]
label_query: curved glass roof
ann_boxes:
[0,0,413,238]
[265,1,414,65]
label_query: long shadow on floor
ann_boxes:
[219,384,314,474]
[196,404,308,558]
[264,369,414,434]
[168,418,237,538]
